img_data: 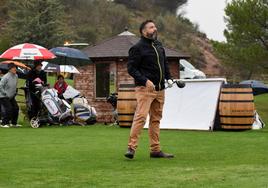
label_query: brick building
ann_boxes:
[74,30,190,122]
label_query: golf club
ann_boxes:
[165,79,186,89]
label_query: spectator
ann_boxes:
[26,60,47,119]
[0,70,3,122]
[0,70,4,80]
[54,75,68,98]
[0,63,21,128]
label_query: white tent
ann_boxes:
[145,78,226,130]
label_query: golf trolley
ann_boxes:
[22,79,72,128]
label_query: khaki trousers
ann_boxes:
[128,86,165,152]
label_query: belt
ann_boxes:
[135,85,163,91]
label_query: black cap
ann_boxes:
[8,63,17,70]
[33,60,43,67]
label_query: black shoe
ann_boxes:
[150,151,174,158]
[124,148,135,159]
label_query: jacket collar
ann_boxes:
[141,36,154,44]
[7,71,16,77]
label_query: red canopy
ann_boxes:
[0,43,56,60]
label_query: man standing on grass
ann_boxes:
[0,63,21,128]
[125,20,174,159]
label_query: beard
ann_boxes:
[146,31,158,40]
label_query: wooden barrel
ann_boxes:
[117,84,137,127]
[219,84,255,130]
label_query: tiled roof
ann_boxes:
[83,30,190,59]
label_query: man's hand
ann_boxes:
[146,80,155,91]
[167,79,173,88]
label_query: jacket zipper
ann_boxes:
[152,43,162,90]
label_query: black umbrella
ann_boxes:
[49,47,91,66]
[240,80,268,95]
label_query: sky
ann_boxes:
[177,0,231,41]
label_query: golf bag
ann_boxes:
[41,88,72,121]
[63,86,97,125]
[24,78,72,128]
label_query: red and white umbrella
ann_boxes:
[0,43,56,60]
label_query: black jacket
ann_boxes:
[127,36,171,91]
[26,69,47,92]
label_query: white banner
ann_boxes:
[145,78,226,130]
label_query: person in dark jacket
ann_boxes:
[26,60,47,119]
[125,20,174,159]
[0,63,21,128]
[0,70,3,122]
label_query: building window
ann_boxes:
[95,63,116,98]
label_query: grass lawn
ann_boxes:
[0,90,268,187]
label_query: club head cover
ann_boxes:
[176,81,185,88]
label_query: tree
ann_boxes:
[63,0,130,44]
[155,0,187,13]
[0,0,8,24]
[0,0,10,52]
[114,0,187,13]
[5,0,74,48]
[213,0,268,79]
